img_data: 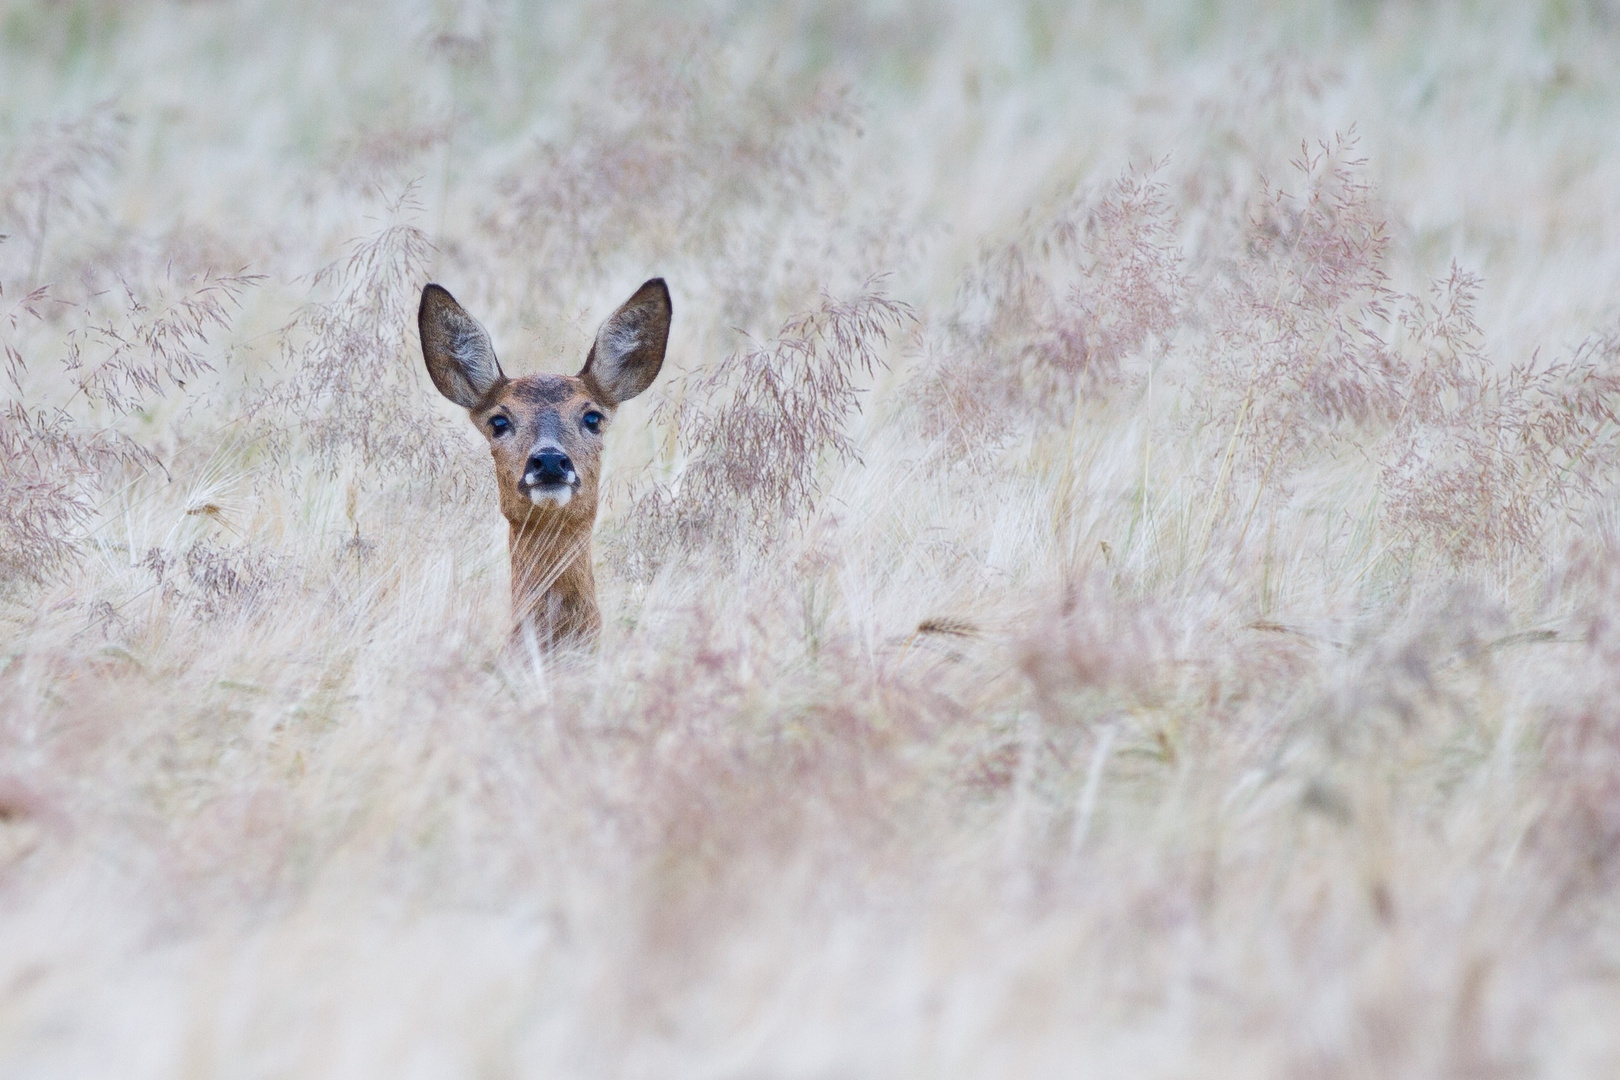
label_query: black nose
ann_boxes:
[526,449,574,486]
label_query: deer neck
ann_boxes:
[508,516,600,649]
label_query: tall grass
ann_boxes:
[3,1,1620,1076]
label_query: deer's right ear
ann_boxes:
[579,278,671,406]
[419,284,504,408]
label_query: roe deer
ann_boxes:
[418,279,671,649]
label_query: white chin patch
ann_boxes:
[527,485,573,508]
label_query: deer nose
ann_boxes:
[525,449,576,487]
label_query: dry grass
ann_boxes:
[4,1,1620,1076]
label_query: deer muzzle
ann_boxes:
[522,447,579,507]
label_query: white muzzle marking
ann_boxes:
[527,484,574,508]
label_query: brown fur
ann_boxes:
[418,280,671,649]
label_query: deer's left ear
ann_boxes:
[579,278,670,406]
[419,284,505,408]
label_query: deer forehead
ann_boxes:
[491,375,602,416]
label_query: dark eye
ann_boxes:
[489,415,511,437]
[582,410,603,434]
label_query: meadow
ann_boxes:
[4,0,1620,1075]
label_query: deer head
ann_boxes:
[418,278,671,649]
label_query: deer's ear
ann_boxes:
[419,284,504,408]
[579,278,670,406]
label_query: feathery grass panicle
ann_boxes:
[1200,134,1397,505]
[248,186,465,489]
[0,265,255,585]
[615,280,913,572]
[917,161,1186,463]
[0,101,127,286]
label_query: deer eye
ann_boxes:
[582,410,603,434]
[489,415,511,437]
